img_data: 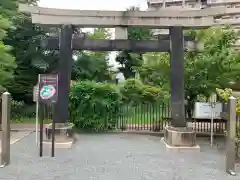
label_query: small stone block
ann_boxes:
[42,139,74,149]
[161,137,200,152]
[45,123,74,139]
[43,122,76,149]
[164,126,196,147]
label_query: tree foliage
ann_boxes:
[72,28,112,82]
[140,52,170,88]
[120,78,168,104]
[115,6,153,78]
[69,81,121,132]
[0,1,17,87]
[3,1,64,102]
[184,28,240,100]
[5,17,49,102]
[139,27,240,117]
[72,52,111,82]
[141,27,240,96]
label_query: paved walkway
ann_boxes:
[0,131,32,153]
[0,133,239,180]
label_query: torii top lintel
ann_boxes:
[19,4,240,28]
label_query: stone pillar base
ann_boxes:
[43,123,76,149]
[162,126,200,152]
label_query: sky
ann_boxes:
[38,0,148,69]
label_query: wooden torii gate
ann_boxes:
[43,25,198,128]
[19,4,240,151]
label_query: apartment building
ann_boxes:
[147,0,206,10]
[147,0,240,10]
[147,0,240,46]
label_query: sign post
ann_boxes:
[209,93,217,147]
[38,74,58,157]
[194,99,222,147]
[33,75,40,145]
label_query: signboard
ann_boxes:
[38,74,58,104]
[194,102,222,119]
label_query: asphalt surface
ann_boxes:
[0,133,239,180]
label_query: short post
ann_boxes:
[0,92,11,167]
[39,103,43,157]
[209,93,217,147]
[226,96,237,176]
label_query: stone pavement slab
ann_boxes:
[0,133,239,180]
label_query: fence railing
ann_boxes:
[12,101,239,135]
[117,102,228,134]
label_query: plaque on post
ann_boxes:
[38,74,58,104]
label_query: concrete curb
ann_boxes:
[75,130,225,138]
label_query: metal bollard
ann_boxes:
[226,96,237,176]
[0,92,11,167]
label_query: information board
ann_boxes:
[194,102,222,119]
[38,74,58,104]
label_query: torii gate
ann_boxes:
[19,4,240,151]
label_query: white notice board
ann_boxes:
[194,102,222,119]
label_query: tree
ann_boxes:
[139,27,240,117]
[71,28,112,82]
[3,0,56,102]
[72,52,111,82]
[140,52,170,89]
[115,6,153,78]
[0,1,17,88]
[184,28,240,101]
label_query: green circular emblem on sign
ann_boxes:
[40,85,56,100]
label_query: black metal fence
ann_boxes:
[117,103,228,134]
[11,100,239,135]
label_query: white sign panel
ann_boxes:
[194,102,222,119]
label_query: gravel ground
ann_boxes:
[0,132,239,180]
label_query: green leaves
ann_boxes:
[120,78,168,104]
[140,52,170,88]
[69,81,122,132]
[141,27,240,101]
[115,6,152,78]
[0,6,16,87]
[72,28,112,82]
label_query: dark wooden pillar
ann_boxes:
[169,26,186,127]
[53,25,73,124]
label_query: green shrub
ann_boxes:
[11,100,36,121]
[120,79,143,103]
[120,78,167,104]
[11,100,25,119]
[69,81,122,132]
